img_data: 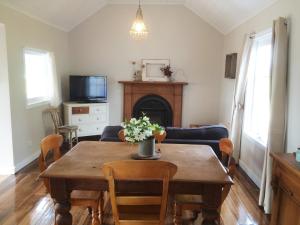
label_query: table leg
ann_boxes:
[202,185,222,225]
[50,178,72,225]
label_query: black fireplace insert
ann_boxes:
[132,95,173,127]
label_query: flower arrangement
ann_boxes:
[122,115,164,143]
[160,65,173,78]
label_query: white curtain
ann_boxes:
[48,52,61,107]
[230,34,254,161]
[259,17,288,214]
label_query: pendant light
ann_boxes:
[130,0,148,40]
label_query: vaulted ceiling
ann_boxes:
[0,0,277,34]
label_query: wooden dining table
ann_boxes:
[41,141,233,225]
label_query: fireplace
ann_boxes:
[119,81,187,127]
[133,95,173,127]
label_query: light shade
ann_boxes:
[130,5,148,40]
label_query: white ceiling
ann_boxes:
[0,0,278,34]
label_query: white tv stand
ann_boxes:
[63,102,109,137]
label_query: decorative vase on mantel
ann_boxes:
[168,76,175,82]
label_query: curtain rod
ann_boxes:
[249,17,288,39]
[250,32,256,39]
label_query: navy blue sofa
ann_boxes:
[100,125,229,159]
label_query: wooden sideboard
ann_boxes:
[270,153,300,225]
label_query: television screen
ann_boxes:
[69,75,107,102]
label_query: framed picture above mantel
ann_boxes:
[141,59,170,82]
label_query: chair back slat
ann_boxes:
[154,131,166,144]
[119,220,159,225]
[45,107,63,133]
[219,138,234,167]
[103,160,177,225]
[103,160,177,180]
[117,196,162,205]
[118,129,125,142]
[39,134,63,192]
[219,138,236,204]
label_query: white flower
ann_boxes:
[130,118,137,124]
[122,115,163,143]
[133,127,141,136]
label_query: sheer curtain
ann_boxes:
[230,34,254,161]
[259,17,288,214]
[48,52,61,107]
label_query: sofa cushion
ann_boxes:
[165,125,228,140]
[100,125,123,142]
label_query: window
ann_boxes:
[244,30,272,146]
[24,48,54,106]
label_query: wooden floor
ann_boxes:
[0,160,270,225]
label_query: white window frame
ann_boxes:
[243,28,273,147]
[23,47,53,108]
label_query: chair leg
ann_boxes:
[191,211,199,222]
[69,132,73,149]
[75,130,78,145]
[100,191,105,224]
[92,205,101,225]
[173,201,182,225]
[54,201,58,225]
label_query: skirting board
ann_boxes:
[239,160,262,188]
[13,150,40,174]
[0,165,15,175]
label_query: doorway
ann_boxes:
[0,23,15,175]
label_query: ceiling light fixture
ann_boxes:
[130,0,148,40]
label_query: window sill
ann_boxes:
[244,132,267,148]
[26,100,50,109]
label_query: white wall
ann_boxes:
[68,5,224,127]
[0,4,69,172]
[219,0,300,184]
[0,24,14,174]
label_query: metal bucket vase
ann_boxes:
[138,137,155,157]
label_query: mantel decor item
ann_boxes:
[130,0,148,40]
[131,61,143,81]
[160,65,174,81]
[142,59,170,81]
[122,115,164,159]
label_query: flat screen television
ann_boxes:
[69,75,107,102]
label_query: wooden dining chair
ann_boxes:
[103,160,177,225]
[39,134,104,225]
[45,107,79,149]
[118,129,125,142]
[154,131,167,144]
[173,138,236,225]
